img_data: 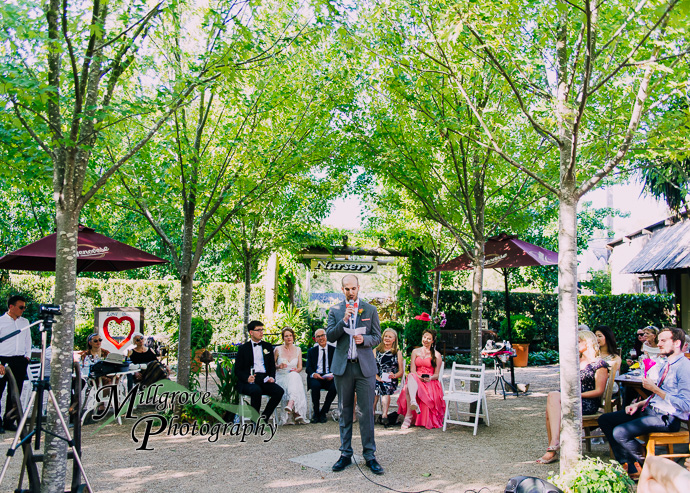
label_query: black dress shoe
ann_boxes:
[332,455,352,472]
[319,413,328,423]
[365,459,384,475]
[4,423,17,432]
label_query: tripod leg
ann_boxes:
[0,391,37,486]
[45,389,94,493]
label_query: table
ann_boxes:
[82,369,140,425]
[615,372,651,400]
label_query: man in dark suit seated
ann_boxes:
[234,320,284,422]
[306,329,337,423]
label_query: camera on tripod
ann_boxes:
[38,304,61,330]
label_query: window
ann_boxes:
[641,279,657,294]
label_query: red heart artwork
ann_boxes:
[102,316,136,350]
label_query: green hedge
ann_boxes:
[579,294,674,356]
[434,289,673,351]
[1,274,265,349]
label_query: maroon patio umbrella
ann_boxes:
[431,233,558,392]
[0,225,168,272]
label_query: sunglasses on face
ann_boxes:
[92,339,102,343]
[134,337,143,342]
[16,305,26,311]
[638,333,645,337]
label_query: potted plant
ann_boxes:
[498,315,537,367]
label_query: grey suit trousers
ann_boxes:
[335,360,376,460]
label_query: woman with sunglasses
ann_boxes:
[626,328,648,366]
[79,334,110,380]
[127,332,169,385]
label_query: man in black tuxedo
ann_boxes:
[306,328,337,423]
[234,320,284,421]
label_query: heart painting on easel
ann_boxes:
[102,316,135,350]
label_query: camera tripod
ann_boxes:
[0,305,93,493]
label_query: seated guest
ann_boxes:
[595,325,621,393]
[537,330,608,464]
[79,334,111,382]
[627,328,647,365]
[599,327,690,479]
[274,327,308,424]
[234,320,284,421]
[642,326,662,361]
[373,328,404,425]
[306,329,336,423]
[127,332,169,385]
[78,333,113,412]
[398,328,445,429]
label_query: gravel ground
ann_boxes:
[0,365,616,492]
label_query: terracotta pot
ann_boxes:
[512,343,530,367]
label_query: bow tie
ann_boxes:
[253,342,262,347]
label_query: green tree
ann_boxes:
[0,0,238,487]
[432,0,689,470]
[113,1,351,388]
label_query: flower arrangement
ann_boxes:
[434,311,447,329]
[216,342,241,353]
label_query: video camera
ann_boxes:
[38,303,61,330]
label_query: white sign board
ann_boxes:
[94,307,144,354]
[310,259,378,273]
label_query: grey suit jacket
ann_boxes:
[326,299,381,378]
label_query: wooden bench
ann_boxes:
[438,328,497,355]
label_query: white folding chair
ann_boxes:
[20,363,43,411]
[238,395,277,426]
[442,362,489,435]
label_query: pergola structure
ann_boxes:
[263,237,407,320]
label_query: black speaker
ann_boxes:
[504,476,563,493]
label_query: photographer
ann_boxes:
[0,295,32,433]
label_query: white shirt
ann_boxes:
[0,313,32,358]
[316,345,329,375]
[251,342,266,373]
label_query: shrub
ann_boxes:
[403,318,431,355]
[579,293,674,356]
[170,317,213,353]
[528,349,559,366]
[74,320,95,351]
[498,314,537,343]
[549,457,634,493]
[381,320,404,333]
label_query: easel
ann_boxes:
[0,305,93,492]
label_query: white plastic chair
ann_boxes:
[442,362,489,435]
[238,395,277,426]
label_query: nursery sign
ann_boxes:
[310,259,378,273]
[94,307,144,353]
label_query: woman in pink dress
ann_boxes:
[398,328,445,429]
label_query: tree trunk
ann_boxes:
[558,191,581,471]
[263,252,278,324]
[242,258,252,341]
[177,274,193,390]
[430,268,441,320]
[41,204,79,492]
[469,240,485,365]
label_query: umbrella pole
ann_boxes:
[503,269,518,395]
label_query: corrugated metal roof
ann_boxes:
[622,219,690,273]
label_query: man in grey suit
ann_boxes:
[327,274,383,475]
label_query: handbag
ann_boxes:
[90,360,130,378]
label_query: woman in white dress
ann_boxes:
[274,327,309,424]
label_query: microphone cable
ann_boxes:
[353,459,492,493]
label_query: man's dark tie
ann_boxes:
[322,347,328,373]
[253,342,261,347]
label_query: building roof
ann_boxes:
[620,218,690,274]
